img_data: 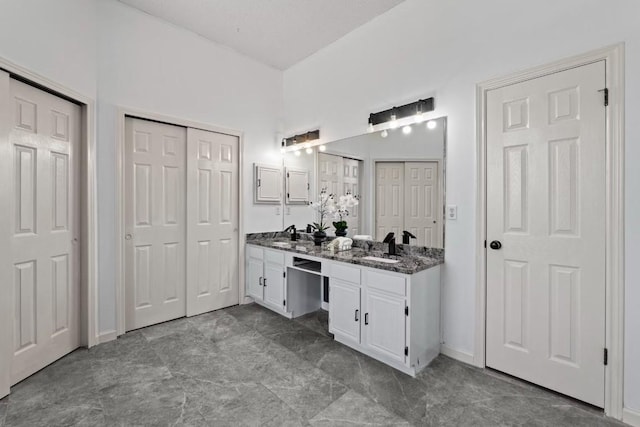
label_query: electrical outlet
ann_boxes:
[447,205,457,220]
[275,206,281,215]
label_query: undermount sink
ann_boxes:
[361,256,400,264]
[271,242,291,248]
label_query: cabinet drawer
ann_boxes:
[330,263,361,284]
[247,245,264,260]
[264,249,285,264]
[365,270,405,296]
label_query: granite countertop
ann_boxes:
[246,232,444,275]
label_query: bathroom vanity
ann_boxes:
[245,234,443,376]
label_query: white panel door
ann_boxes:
[125,118,186,331]
[2,77,81,385]
[328,279,361,344]
[318,153,342,195]
[404,162,440,247]
[186,128,239,315]
[486,61,606,406]
[375,162,404,241]
[362,288,406,363]
[342,158,361,236]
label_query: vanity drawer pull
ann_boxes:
[259,277,263,286]
[365,313,369,325]
[263,278,267,287]
[354,309,359,322]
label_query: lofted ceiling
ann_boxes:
[117,0,406,70]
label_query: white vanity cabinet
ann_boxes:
[246,245,287,314]
[328,262,441,376]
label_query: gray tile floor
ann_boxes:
[0,303,622,426]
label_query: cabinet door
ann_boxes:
[246,256,264,301]
[264,260,285,309]
[285,167,309,204]
[255,164,281,204]
[362,288,406,363]
[329,279,361,343]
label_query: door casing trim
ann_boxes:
[114,107,245,337]
[0,57,98,398]
[474,43,625,418]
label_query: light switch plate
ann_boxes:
[447,205,457,220]
[275,206,281,215]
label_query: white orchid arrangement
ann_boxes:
[309,188,334,232]
[332,192,359,232]
[310,189,360,233]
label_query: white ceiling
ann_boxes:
[117,0,406,70]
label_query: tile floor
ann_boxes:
[0,303,623,426]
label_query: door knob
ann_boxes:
[489,240,502,250]
[125,234,132,240]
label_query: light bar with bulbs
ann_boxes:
[368,98,434,128]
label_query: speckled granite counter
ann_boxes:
[246,232,444,275]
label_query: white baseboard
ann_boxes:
[96,330,117,345]
[623,407,640,427]
[440,344,474,365]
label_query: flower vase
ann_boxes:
[335,229,347,237]
[313,230,326,246]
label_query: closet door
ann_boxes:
[318,153,342,195]
[375,162,404,240]
[124,118,187,331]
[404,162,440,247]
[342,158,360,236]
[186,128,239,315]
[2,76,81,384]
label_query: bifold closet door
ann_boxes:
[186,128,239,315]
[0,75,81,385]
[375,162,404,240]
[318,153,342,195]
[404,162,440,247]
[124,118,187,331]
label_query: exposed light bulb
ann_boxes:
[318,145,327,152]
[294,150,301,157]
[402,125,412,135]
[380,129,388,138]
[389,114,398,129]
[280,147,286,154]
[306,147,313,154]
[414,113,425,124]
[426,120,437,130]
[303,142,311,148]
[367,122,374,133]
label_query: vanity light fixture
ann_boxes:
[402,125,412,135]
[367,120,375,133]
[368,97,434,130]
[389,112,398,129]
[318,145,327,152]
[380,129,388,138]
[282,129,320,150]
[294,149,301,156]
[305,147,313,154]
[426,120,438,130]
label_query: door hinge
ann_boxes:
[484,240,487,249]
[307,183,310,190]
[604,348,608,366]
[405,306,409,316]
[287,172,290,178]
[404,346,409,356]
[599,88,609,106]
[287,192,290,199]
[257,178,261,187]
[283,299,286,306]
[283,271,286,278]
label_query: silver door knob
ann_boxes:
[72,238,78,244]
[125,234,132,240]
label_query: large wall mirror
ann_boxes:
[283,116,446,249]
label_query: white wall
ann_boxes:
[0,0,97,97]
[283,0,640,412]
[96,1,284,333]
